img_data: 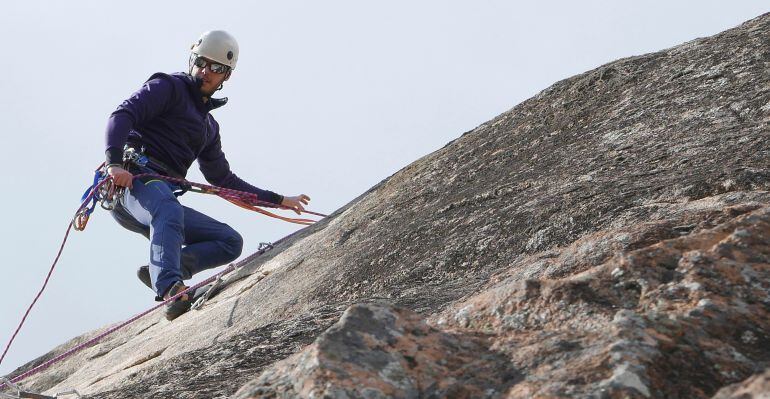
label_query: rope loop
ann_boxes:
[71,210,90,232]
[76,164,326,229]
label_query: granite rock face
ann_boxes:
[714,368,770,399]
[235,304,517,399]
[3,12,769,399]
[433,196,770,398]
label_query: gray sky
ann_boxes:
[1,1,766,377]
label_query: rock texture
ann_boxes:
[3,12,770,399]
[433,196,770,398]
[235,304,517,398]
[714,368,770,399]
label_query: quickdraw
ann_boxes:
[191,242,274,311]
[72,163,115,231]
[0,378,80,398]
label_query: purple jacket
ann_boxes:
[104,72,282,205]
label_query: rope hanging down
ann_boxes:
[2,262,240,391]
[1,169,324,391]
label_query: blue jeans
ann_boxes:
[112,175,243,299]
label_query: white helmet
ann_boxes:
[190,30,239,70]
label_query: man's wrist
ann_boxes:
[106,148,124,165]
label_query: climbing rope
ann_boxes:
[0,168,324,391]
[135,173,325,225]
[74,166,325,230]
[4,264,236,389]
[0,252,266,392]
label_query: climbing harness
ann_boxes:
[0,378,80,398]
[1,153,326,392]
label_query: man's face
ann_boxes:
[191,56,230,96]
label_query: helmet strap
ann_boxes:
[188,53,197,75]
[215,70,232,92]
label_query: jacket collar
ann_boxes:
[175,73,229,112]
[207,96,228,110]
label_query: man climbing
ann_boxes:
[104,30,310,321]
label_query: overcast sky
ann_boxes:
[0,1,766,378]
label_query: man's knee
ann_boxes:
[223,227,243,261]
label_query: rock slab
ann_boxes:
[3,11,770,399]
[235,304,517,399]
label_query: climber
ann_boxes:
[104,30,310,321]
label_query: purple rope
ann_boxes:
[1,235,283,391]
[0,171,320,391]
[132,173,327,218]
[0,179,108,369]
[2,263,238,390]
[0,223,73,371]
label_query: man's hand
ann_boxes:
[107,165,134,189]
[281,194,310,215]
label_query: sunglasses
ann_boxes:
[192,55,229,74]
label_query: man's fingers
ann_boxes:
[109,168,134,189]
[115,176,133,189]
[287,199,307,215]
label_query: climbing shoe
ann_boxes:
[164,281,195,321]
[137,265,152,290]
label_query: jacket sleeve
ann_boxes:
[104,74,177,165]
[198,120,284,206]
